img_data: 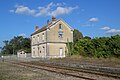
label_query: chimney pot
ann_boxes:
[36,26,39,31]
[52,16,56,23]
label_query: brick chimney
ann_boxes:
[47,20,50,25]
[36,26,39,31]
[52,16,56,23]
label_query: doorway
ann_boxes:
[59,48,63,57]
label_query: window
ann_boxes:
[33,36,35,38]
[58,31,63,38]
[37,35,40,43]
[59,24,62,29]
[42,33,44,41]
[43,46,45,53]
[38,47,39,56]
[33,36,35,44]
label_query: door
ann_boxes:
[59,48,63,57]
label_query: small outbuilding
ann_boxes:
[17,49,26,58]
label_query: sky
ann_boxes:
[0,0,120,47]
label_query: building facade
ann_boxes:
[31,17,74,58]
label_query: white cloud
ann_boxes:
[35,2,53,16]
[15,5,36,15]
[101,26,120,35]
[49,6,78,17]
[19,33,26,37]
[101,27,110,30]
[10,2,78,17]
[106,29,120,34]
[89,18,99,22]
[82,17,98,27]
[36,2,78,17]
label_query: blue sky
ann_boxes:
[0,0,120,47]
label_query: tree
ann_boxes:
[84,36,91,40]
[69,34,120,58]
[1,36,31,55]
[73,29,83,42]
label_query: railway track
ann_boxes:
[28,62,120,78]
[6,60,120,80]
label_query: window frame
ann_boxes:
[42,33,44,42]
[32,36,35,44]
[58,31,63,38]
[59,24,62,29]
[37,35,40,43]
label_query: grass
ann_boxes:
[50,55,120,68]
[0,56,119,80]
[0,62,58,80]
[0,62,78,80]
[0,62,36,80]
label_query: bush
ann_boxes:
[68,35,120,58]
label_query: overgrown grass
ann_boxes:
[0,62,56,80]
[50,55,120,68]
[0,62,35,80]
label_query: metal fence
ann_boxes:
[0,53,48,62]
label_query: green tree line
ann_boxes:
[0,36,31,55]
[67,29,120,58]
